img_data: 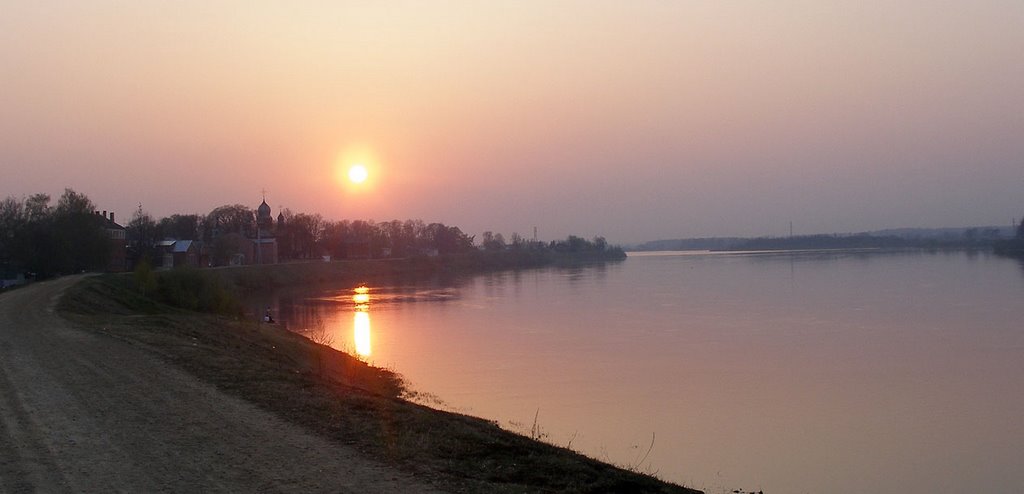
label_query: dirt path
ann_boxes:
[0,277,442,493]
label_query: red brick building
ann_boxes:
[100,211,127,272]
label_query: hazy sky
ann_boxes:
[2,1,1022,243]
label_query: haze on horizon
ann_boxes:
[2,1,1021,244]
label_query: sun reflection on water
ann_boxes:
[353,285,370,305]
[353,286,371,357]
[353,311,371,357]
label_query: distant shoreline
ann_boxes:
[630,229,1013,253]
[635,245,970,254]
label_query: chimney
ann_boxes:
[109,212,115,223]
[102,210,107,219]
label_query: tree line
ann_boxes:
[634,226,1021,252]
[126,205,478,264]
[1,189,112,279]
[2,189,624,279]
[127,204,618,264]
[994,217,1024,256]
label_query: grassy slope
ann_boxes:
[59,268,700,494]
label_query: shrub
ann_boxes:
[155,268,241,315]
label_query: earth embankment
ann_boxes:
[0,276,440,493]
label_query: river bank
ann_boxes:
[3,276,441,493]
[59,258,696,493]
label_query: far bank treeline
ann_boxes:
[994,221,1024,255]
[0,189,625,280]
[636,223,1024,253]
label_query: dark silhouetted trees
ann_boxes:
[159,214,201,241]
[281,212,324,259]
[423,223,475,254]
[0,189,110,278]
[481,231,506,251]
[207,204,255,237]
[127,206,160,265]
[1,187,625,278]
[550,235,610,253]
[995,216,1024,256]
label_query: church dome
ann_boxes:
[257,200,271,219]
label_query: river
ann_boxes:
[252,250,1024,493]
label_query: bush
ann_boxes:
[155,268,241,315]
[133,258,157,296]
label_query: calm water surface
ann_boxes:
[256,251,1024,493]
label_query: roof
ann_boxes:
[156,239,198,252]
[171,240,194,253]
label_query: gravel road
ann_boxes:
[0,276,441,493]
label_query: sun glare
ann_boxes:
[353,285,370,305]
[353,311,371,357]
[348,164,368,184]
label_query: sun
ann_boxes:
[348,164,368,184]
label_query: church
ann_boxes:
[252,199,278,265]
[212,198,280,266]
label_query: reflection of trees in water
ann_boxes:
[560,261,612,286]
[291,278,468,311]
[285,300,328,334]
[738,248,976,266]
[257,262,622,336]
[475,262,614,291]
[276,294,295,326]
[988,249,1024,278]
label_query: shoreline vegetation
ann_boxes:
[58,249,698,494]
[630,227,1017,253]
[994,237,1024,257]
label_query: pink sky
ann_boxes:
[2,1,1022,243]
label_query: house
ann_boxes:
[98,211,127,272]
[215,234,277,266]
[155,240,176,268]
[169,240,201,268]
[156,239,202,268]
